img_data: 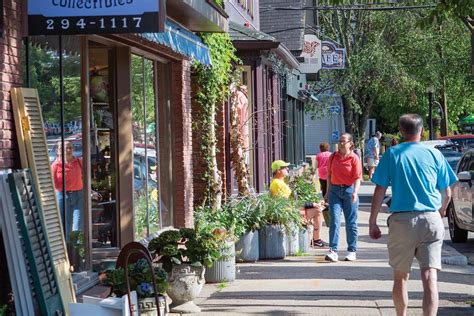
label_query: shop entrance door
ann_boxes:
[88,43,120,266]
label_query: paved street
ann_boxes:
[178,183,474,315]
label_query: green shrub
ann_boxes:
[148,228,221,273]
[257,194,302,230]
[102,258,168,298]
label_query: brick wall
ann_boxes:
[0,0,23,170]
[171,60,194,228]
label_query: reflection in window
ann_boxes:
[23,36,84,270]
[132,55,159,240]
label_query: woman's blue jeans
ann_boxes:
[57,190,84,240]
[328,185,359,252]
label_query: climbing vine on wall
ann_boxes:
[266,52,292,78]
[193,32,239,211]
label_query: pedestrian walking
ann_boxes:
[270,160,327,247]
[324,133,362,262]
[369,114,457,316]
[315,142,331,197]
[365,131,382,180]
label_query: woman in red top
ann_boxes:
[324,133,362,262]
[316,142,332,197]
[51,141,84,239]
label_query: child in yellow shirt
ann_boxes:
[269,160,291,198]
[269,160,328,247]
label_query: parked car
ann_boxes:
[447,148,474,242]
[420,139,452,148]
[435,144,463,170]
[133,148,157,193]
[439,134,474,152]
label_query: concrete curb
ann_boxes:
[442,243,468,266]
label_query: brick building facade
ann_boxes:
[0,0,22,170]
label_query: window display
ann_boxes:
[89,45,118,248]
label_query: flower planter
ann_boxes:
[258,224,286,260]
[235,230,259,262]
[285,224,300,256]
[137,295,167,316]
[299,226,311,253]
[167,264,205,314]
[205,240,236,283]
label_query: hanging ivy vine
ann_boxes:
[192,32,239,211]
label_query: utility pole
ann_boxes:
[427,86,434,140]
[436,24,449,136]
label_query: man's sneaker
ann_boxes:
[344,251,357,261]
[313,239,329,247]
[325,250,338,262]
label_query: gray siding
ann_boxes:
[259,0,305,51]
[226,0,260,30]
[304,113,345,155]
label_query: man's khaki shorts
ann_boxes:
[387,211,445,272]
[366,157,379,167]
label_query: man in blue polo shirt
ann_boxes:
[369,114,457,316]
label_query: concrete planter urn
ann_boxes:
[137,295,167,316]
[167,264,205,314]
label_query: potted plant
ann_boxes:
[147,228,220,313]
[194,205,241,283]
[257,194,301,260]
[231,195,263,262]
[289,172,326,251]
[102,258,169,315]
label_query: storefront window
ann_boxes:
[131,55,159,240]
[23,36,84,270]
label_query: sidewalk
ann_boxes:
[173,184,474,315]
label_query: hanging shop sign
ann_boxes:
[321,41,345,69]
[298,34,321,74]
[28,0,165,35]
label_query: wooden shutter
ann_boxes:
[0,174,36,316]
[11,88,76,309]
[8,170,64,315]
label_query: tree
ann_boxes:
[309,1,473,143]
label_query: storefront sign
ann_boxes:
[28,0,164,35]
[299,34,321,74]
[321,41,345,69]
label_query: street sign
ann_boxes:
[331,131,339,143]
[329,105,341,114]
[27,0,165,35]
